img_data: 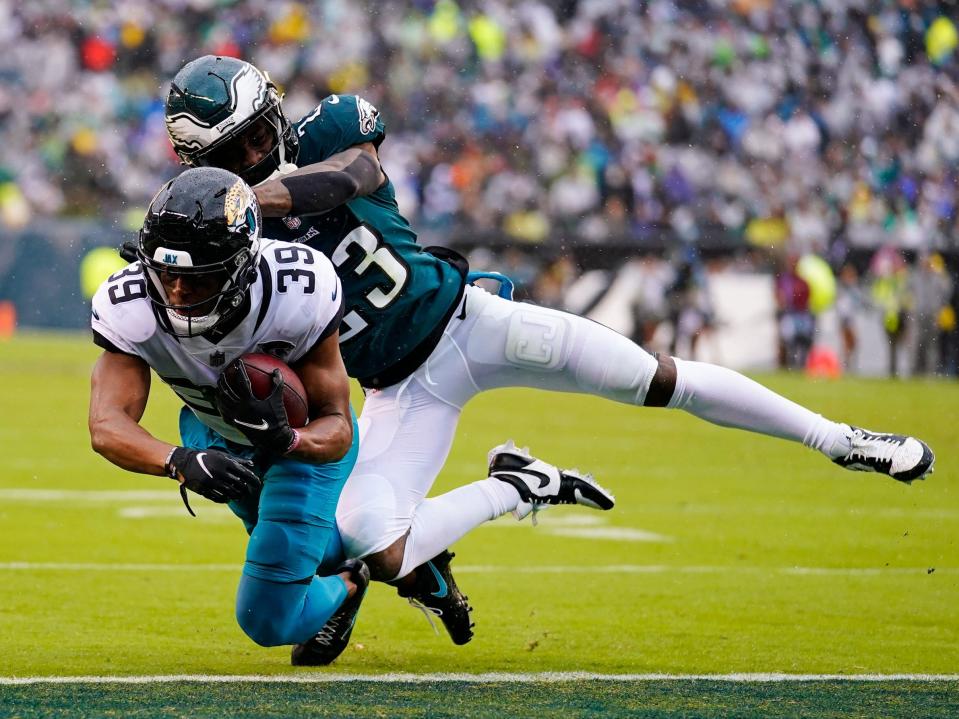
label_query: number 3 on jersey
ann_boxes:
[331,225,408,342]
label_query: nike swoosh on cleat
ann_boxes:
[495,469,553,489]
[234,418,270,431]
[427,561,448,599]
[523,469,554,489]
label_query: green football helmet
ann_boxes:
[165,55,299,186]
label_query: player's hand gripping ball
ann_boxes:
[217,353,309,454]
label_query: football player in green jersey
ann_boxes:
[165,55,935,663]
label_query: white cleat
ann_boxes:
[832,425,935,484]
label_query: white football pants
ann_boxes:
[335,285,847,574]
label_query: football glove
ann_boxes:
[165,447,261,516]
[216,366,298,455]
[118,240,138,263]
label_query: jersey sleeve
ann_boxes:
[90,264,158,357]
[262,241,344,363]
[295,94,386,159]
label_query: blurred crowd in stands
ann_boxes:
[0,0,957,374]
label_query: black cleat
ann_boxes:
[398,550,474,645]
[291,559,370,666]
[488,440,615,511]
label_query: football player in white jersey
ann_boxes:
[87,167,369,662]
[90,166,615,665]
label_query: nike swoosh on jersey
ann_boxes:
[427,560,449,598]
[233,418,270,431]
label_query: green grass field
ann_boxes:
[1,332,957,717]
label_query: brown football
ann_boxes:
[221,353,309,428]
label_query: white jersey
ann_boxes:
[91,239,342,444]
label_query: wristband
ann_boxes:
[164,447,179,480]
[285,429,301,455]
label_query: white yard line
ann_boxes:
[1,672,957,685]
[3,490,957,521]
[0,562,949,575]
[0,489,175,502]
[0,562,237,571]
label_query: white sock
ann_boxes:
[668,358,851,458]
[395,477,522,580]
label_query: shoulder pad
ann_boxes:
[91,264,158,349]
[295,94,385,159]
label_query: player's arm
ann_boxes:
[289,330,354,462]
[89,351,260,503]
[88,350,171,475]
[215,334,353,463]
[254,142,385,218]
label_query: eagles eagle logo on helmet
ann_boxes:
[165,56,299,186]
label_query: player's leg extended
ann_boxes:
[336,373,605,644]
[337,363,609,578]
[335,381,483,642]
[336,378,465,570]
[455,286,933,481]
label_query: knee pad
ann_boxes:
[245,518,333,583]
[235,574,304,647]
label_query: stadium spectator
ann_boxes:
[775,254,815,371]
[910,251,954,375]
[835,263,866,371]
[870,246,913,378]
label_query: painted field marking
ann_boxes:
[547,527,672,542]
[118,506,234,521]
[3,490,956,521]
[1,672,958,685]
[0,489,175,502]
[0,562,950,575]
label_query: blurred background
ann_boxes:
[0,0,957,377]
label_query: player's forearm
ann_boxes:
[288,412,353,463]
[89,414,175,477]
[254,148,383,217]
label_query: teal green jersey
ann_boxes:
[263,95,465,387]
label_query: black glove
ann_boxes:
[166,446,261,516]
[216,365,298,454]
[118,240,138,263]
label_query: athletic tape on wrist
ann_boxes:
[286,429,301,454]
[164,447,179,480]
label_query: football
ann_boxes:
[221,353,309,428]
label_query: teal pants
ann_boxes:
[179,407,359,646]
